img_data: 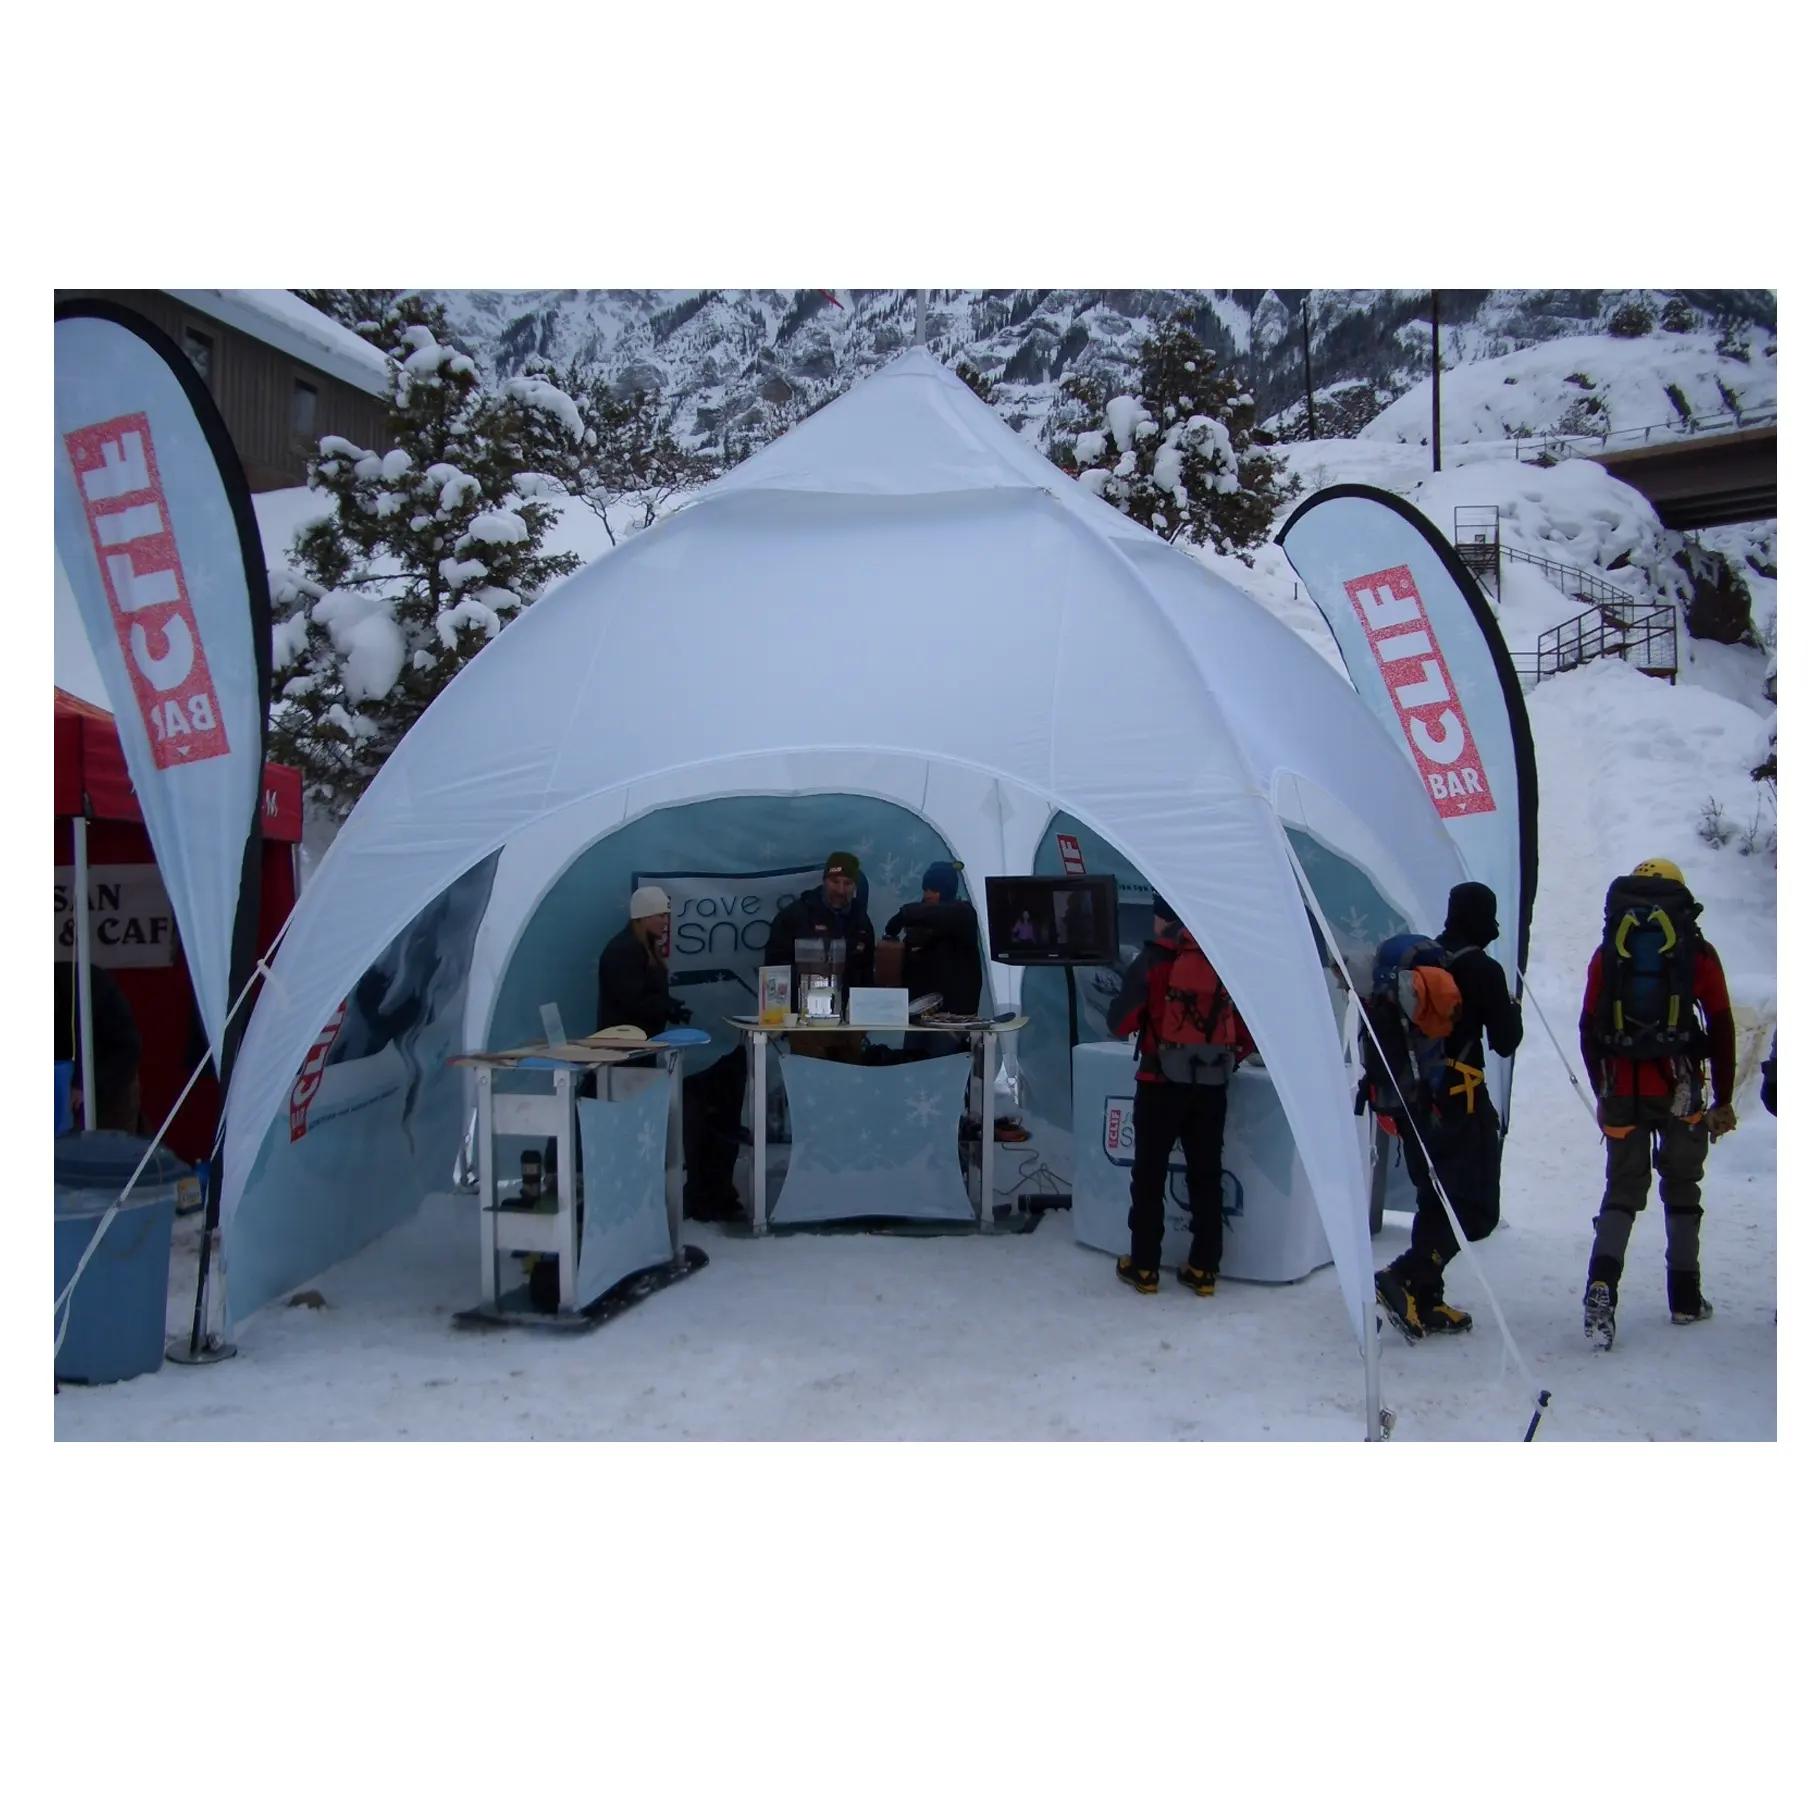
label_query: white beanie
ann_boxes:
[629,884,670,920]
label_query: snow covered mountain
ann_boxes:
[429,287,1778,453]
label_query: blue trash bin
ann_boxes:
[55,1183,176,1385]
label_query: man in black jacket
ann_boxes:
[884,861,982,1015]
[764,850,877,990]
[596,884,688,1039]
[1373,880,1523,1340]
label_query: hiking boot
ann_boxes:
[1420,1298,1473,1334]
[1176,1263,1217,1297]
[1584,1281,1616,1351]
[1375,1269,1423,1343]
[1668,1270,1713,1325]
[1116,1255,1159,1295]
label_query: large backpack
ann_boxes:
[1592,875,1704,1061]
[1152,933,1254,1082]
[1362,931,1464,1117]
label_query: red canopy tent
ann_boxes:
[54,687,303,1162]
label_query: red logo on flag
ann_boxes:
[1343,564,1497,820]
[1056,834,1086,876]
[289,1001,347,1142]
[63,413,230,769]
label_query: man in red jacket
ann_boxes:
[1106,897,1253,1297]
[1579,858,1736,1348]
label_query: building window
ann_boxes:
[183,327,214,383]
[291,378,318,441]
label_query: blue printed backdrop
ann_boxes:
[771,1049,975,1223]
[576,1076,675,1301]
[490,794,985,1071]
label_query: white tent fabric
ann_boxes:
[223,350,1465,1364]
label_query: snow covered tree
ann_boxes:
[510,356,719,546]
[270,310,580,818]
[1052,312,1297,557]
[293,288,457,350]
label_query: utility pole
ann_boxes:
[1302,298,1317,439]
[1431,288,1442,472]
[914,289,928,348]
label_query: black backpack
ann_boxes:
[1592,875,1704,1061]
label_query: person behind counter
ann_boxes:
[596,884,690,1042]
[885,860,983,1058]
[764,850,877,988]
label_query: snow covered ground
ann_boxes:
[53,331,1778,1443]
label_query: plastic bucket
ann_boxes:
[55,1183,176,1385]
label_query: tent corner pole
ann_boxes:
[1364,1292,1383,1440]
[72,806,98,1131]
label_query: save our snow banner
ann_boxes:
[53,301,273,1080]
[1278,485,1538,1124]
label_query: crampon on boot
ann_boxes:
[1420,1296,1474,1334]
[1375,1269,1423,1344]
[1584,1281,1616,1351]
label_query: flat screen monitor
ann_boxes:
[984,875,1120,967]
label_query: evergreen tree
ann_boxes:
[293,288,457,348]
[513,356,720,546]
[1052,312,1297,556]
[270,302,580,817]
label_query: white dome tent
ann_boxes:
[222,349,1467,1431]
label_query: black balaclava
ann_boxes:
[1443,881,1500,948]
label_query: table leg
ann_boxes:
[980,1029,997,1230]
[555,1067,577,1312]
[665,1051,684,1258]
[751,1031,768,1234]
[477,1067,497,1306]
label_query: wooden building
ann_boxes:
[55,289,392,492]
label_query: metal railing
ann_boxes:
[1537,599,1677,684]
[1507,403,1776,468]
[1502,545,1638,611]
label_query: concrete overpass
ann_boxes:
[1588,424,1776,531]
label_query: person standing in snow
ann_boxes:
[1579,858,1736,1348]
[1107,897,1253,1297]
[1372,881,1523,1340]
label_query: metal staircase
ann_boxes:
[1452,507,1677,691]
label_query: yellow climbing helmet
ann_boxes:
[1631,857,1685,884]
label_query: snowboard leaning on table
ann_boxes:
[453,1245,709,1332]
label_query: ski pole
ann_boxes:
[1523,1388,1553,1442]
[1516,967,1602,1128]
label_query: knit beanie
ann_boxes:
[629,884,671,920]
[823,851,861,880]
[921,860,962,899]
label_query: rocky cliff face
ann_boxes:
[429,287,1777,454]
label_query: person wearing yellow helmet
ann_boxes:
[1579,858,1736,1348]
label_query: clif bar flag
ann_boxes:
[1279,485,1537,1124]
[53,301,273,1083]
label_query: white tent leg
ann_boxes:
[72,813,98,1131]
[1364,1290,1383,1440]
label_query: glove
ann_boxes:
[1705,1102,1738,1140]
[883,914,904,939]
